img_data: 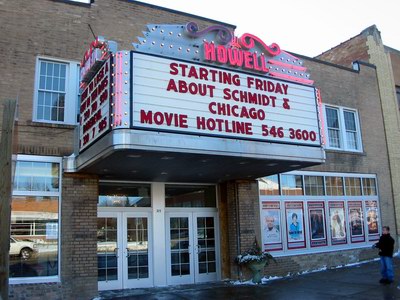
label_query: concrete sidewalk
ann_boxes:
[99,259,400,299]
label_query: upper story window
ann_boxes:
[34,57,80,125]
[324,105,362,152]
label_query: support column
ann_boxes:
[152,182,167,286]
[61,173,98,299]
[225,180,260,279]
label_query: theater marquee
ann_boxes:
[78,22,324,153]
[131,52,320,146]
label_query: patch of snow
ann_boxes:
[333,257,379,269]
[262,275,283,283]
[231,279,256,285]
[231,257,381,286]
[297,265,327,275]
[92,297,102,300]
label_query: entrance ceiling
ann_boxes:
[65,129,325,183]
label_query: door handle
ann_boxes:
[114,247,119,258]
[197,245,202,254]
[126,248,130,258]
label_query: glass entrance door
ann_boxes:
[97,212,152,290]
[194,212,218,283]
[166,212,218,285]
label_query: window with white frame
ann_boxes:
[324,105,362,152]
[34,58,80,124]
[259,172,380,256]
[10,155,61,282]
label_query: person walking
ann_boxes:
[373,226,395,284]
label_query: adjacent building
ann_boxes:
[1,1,397,299]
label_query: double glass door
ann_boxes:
[97,211,152,290]
[166,212,218,285]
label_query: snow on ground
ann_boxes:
[232,257,382,285]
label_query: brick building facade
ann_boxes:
[1,1,397,299]
[317,25,400,241]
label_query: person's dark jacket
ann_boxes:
[375,233,395,257]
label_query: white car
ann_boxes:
[9,237,38,260]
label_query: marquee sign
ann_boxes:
[133,23,314,85]
[79,57,112,151]
[78,23,324,152]
[131,52,320,146]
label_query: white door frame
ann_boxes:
[165,210,220,285]
[193,211,219,283]
[97,211,123,291]
[122,211,153,288]
[97,210,153,291]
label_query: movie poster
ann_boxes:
[366,200,380,241]
[308,202,327,247]
[348,201,365,243]
[261,201,283,251]
[329,201,347,245]
[285,202,306,249]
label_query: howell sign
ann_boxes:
[78,23,324,152]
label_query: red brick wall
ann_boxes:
[0,0,234,157]
[316,35,369,68]
[9,173,99,300]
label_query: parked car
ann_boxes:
[9,237,38,260]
